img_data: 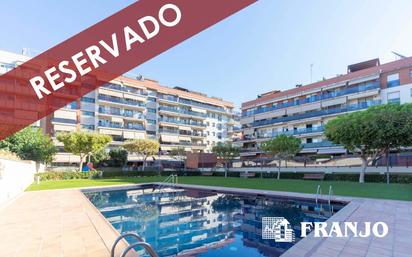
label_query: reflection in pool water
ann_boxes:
[85,186,344,257]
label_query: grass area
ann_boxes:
[26,176,412,201]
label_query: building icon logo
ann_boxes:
[262,217,295,242]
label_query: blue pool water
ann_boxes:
[85,185,344,257]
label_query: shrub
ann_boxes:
[37,170,100,181]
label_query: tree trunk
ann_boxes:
[225,161,228,178]
[277,159,281,180]
[360,158,367,183]
[79,154,85,172]
[142,156,147,172]
[386,151,390,184]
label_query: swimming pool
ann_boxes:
[84,185,345,257]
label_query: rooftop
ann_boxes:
[242,56,412,109]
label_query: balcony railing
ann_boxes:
[51,118,77,124]
[159,129,206,137]
[159,117,206,127]
[256,126,325,139]
[252,100,381,127]
[159,106,207,118]
[242,81,380,117]
[161,141,207,147]
[302,141,337,148]
[98,108,144,119]
[102,83,148,96]
[98,122,145,131]
[98,94,145,107]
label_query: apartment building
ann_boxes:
[0,49,236,164]
[239,57,412,158]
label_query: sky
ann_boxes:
[1,0,412,108]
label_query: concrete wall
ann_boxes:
[0,158,36,205]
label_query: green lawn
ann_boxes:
[26,176,412,201]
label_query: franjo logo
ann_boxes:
[262,217,388,242]
[262,217,295,242]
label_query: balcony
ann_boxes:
[98,108,144,119]
[51,118,77,124]
[257,126,325,139]
[242,81,380,117]
[102,83,148,96]
[252,100,381,127]
[98,121,145,131]
[159,129,206,137]
[159,106,207,118]
[159,117,206,127]
[160,141,207,147]
[302,141,337,148]
[98,94,146,108]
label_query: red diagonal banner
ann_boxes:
[0,0,256,140]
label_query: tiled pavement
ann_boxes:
[0,189,129,257]
[0,184,411,257]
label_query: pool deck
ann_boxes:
[0,188,129,257]
[0,184,411,257]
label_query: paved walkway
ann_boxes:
[0,189,128,257]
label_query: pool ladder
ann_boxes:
[315,185,334,214]
[111,232,159,257]
[158,174,178,191]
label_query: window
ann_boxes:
[82,111,95,117]
[410,69,412,78]
[306,138,313,144]
[147,108,156,113]
[387,91,400,104]
[410,88,412,97]
[81,97,95,103]
[147,119,156,125]
[81,124,95,130]
[387,73,400,88]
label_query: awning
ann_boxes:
[191,107,207,113]
[179,136,192,141]
[179,126,192,131]
[317,147,347,154]
[161,135,180,143]
[300,148,318,154]
[111,117,124,123]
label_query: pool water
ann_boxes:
[85,185,344,257]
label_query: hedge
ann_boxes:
[37,170,100,181]
[101,169,412,183]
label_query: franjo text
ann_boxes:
[29,3,182,99]
[301,221,388,238]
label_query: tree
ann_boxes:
[169,147,187,170]
[325,103,412,183]
[0,127,57,165]
[123,139,160,171]
[359,104,412,183]
[57,131,111,171]
[212,142,240,178]
[325,110,383,183]
[90,148,110,167]
[109,148,128,167]
[261,134,301,180]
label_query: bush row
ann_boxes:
[37,170,100,181]
[101,169,412,183]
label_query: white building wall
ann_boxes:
[0,158,36,205]
[381,83,412,104]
